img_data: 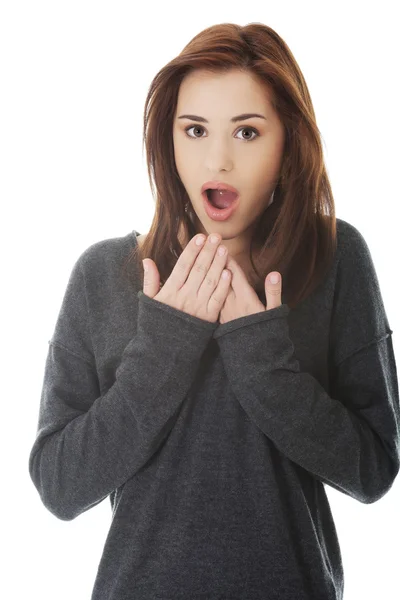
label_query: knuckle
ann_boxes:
[176,260,187,273]
[204,274,217,288]
[210,293,223,306]
[193,261,207,274]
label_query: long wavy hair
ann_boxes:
[122,22,337,310]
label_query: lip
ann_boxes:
[201,181,239,195]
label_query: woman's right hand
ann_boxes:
[142,233,231,323]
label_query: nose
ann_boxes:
[204,146,233,172]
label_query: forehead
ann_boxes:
[176,69,274,114]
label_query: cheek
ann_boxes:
[173,141,194,172]
[246,156,282,197]
[260,147,282,173]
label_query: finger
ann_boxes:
[168,234,207,289]
[142,259,160,299]
[265,272,282,310]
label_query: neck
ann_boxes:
[178,220,264,291]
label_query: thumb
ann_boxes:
[142,259,161,298]
[265,272,282,311]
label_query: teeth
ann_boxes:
[206,188,233,195]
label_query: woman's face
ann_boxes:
[172,68,286,261]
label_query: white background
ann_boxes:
[1,1,399,599]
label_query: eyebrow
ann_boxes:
[177,113,267,123]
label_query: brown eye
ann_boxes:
[185,125,205,138]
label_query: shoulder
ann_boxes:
[336,217,368,249]
[335,217,375,269]
[74,230,137,276]
[334,217,386,323]
[329,218,391,365]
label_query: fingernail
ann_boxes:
[196,235,206,246]
[270,273,279,284]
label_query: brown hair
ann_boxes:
[122,22,337,309]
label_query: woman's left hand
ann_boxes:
[219,255,282,324]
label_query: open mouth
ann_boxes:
[202,189,240,221]
[205,188,237,209]
[206,189,219,208]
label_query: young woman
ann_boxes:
[28,22,399,600]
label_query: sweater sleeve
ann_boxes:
[213,226,400,504]
[28,256,217,521]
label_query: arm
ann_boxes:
[215,307,398,503]
[214,225,400,504]
[28,257,217,521]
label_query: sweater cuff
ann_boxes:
[212,302,298,391]
[136,289,217,346]
[212,303,290,341]
[116,291,218,404]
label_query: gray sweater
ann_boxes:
[28,218,400,600]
